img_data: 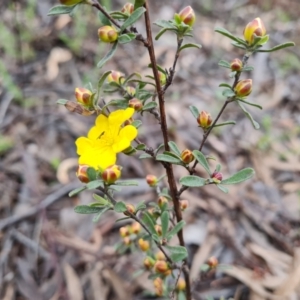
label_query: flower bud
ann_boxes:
[207,256,219,268]
[126,86,136,96]
[177,6,196,26]
[155,251,166,261]
[180,149,194,164]
[124,203,136,216]
[76,165,90,183]
[155,225,162,236]
[158,196,168,209]
[121,3,134,15]
[146,175,158,187]
[138,238,150,252]
[128,98,143,112]
[243,17,266,45]
[75,87,93,106]
[102,165,121,184]
[130,222,141,234]
[211,171,223,184]
[197,111,212,128]
[154,260,169,274]
[60,0,83,6]
[119,226,130,237]
[143,256,155,269]
[230,58,243,72]
[234,79,252,97]
[107,70,125,85]
[176,278,186,291]
[179,199,189,211]
[153,278,163,296]
[123,236,131,245]
[158,72,167,86]
[98,26,118,43]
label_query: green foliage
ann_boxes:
[120,7,146,31]
[47,5,77,16]
[165,245,188,262]
[221,168,255,185]
[114,201,127,212]
[97,41,118,68]
[192,150,211,174]
[180,176,206,187]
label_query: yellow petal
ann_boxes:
[88,114,109,140]
[76,137,94,155]
[119,125,138,141]
[112,137,131,153]
[109,108,134,126]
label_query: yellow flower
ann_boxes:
[75,108,137,170]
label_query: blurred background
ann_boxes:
[0,0,300,299]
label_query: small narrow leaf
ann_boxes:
[47,5,76,16]
[155,28,170,40]
[134,0,146,10]
[93,194,109,205]
[97,41,118,69]
[165,245,188,262]
[192,150,211,174]
[216,164,221,172]
[256,42,295,52]
[238,102,260,129]
[215,27,247,45]
[86,180,103,190]
[156,153,182,165]
[213,121,236,128]
[219,83,232,89]
[74,205,102,214]
[136,201,146,211]
[218,60,231,69]
[142,212,157,235]
[189,105,199,119]
[139,153,152,159]
[166,220,186,240]
[136,143,146,150]
[231,41,247,50]
[93,206,111,222]
[153,19,176,29]
[97,70,112,98]
[221,168,255,185]
[132,120,142,128]
[143,102,157,111]
[222,88,236,98]
[179,43,202,52]
[236,98,262,110]
[242,66,254,72]
[118,33,136,44]
[161,211,169,238]
[98,8,111,26]
[120,7,146,32]
[217,184,229,193]
[179,175,206,187]
[56,99,69,105]
[69,186,86,197]
[168,141,181,156]
[114,201,127,213]
[113,180,139,186]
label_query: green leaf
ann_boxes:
[47,5,76,16]
[86,180,104,190]
[136,201,146,211]
[236,98,262,110]
[114,201,127,213]
[215,27,248,45]
[156,153,183,165]
[217,184,228,193]
[161,211,169,238]
[179,43,202,52]
[139,153,152,159]
[218,60,231,69]
[189,105,199,119]
[114,180,139,186]
[69,186,86,197]
[132,120,142,128]
[87,167,97,181]
[192,150,211,174]
[103,99,128,110]
[231,41,247,50]
[213,121,236,128]
[165,220,185,240]
[238,102,260,129]
[179,175,206,187]
[154,143,165,155]
[219,83,232,89]
[134,0,145,10]
[153,19,177,29]
[142,212,157,235]
[97,41,118,69]
[142,102,157,111]
[118,33,136,44]
[242,66,254,72]
[93,206,111,222]
[97,70,112,100]
[221,168,255,185]
[74,205,102,214]
[216,164,221,172]
[165,245,188,262]
[56,99,69,105]
[222,88,236,98]
[168,141,181,156]
[136,143,146,150]
[120,7,146,32]
[148,63,166,74]
[93,194,110,205]
[256,42,295,52]
[155,28,171,40]
[115,216,131,222]
[98,8,111,26]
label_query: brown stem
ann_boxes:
[143,2,191,299]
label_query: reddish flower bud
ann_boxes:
[119,226,130,237]
[130,222,141,234]
[177,6,196,26]
[98,26,118,43]
[211,171,223,184]
[207,256,218,268]
[179,199,189,211]
[128,98,143,111]
[243,17,266,45]
[180,149,194,164]
[176,278,186,291]
[126,86,136,96]
[153,277,163,296]
[143,256,155,269]
[123,236,131,245]
[75,87,93,106]
[124,203,136,216]
[146,175,158,187]
[234,79,252,97]
[154,260,169,274]
[121,3,134,15]
[102,165,121,184]
[138,238,150,252]
[76,165,90,183]
[155,251,166,261]
[197,111,212,128]
[107,70,125,85]
[158,196,168,209]
[230,58,243,72]
[158,72,167,86]
[155,224,162,236]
